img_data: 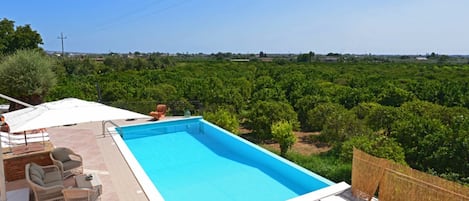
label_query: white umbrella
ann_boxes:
[0,98,150,200]
[3,98,149,133]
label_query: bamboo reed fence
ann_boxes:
[352,148,469,201]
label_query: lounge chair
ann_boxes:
[62,188,100,201]
[25,162,64,201]
[1,131,50,147]
[149,104,167,120]
[50,147,83,178]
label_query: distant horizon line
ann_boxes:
[44,50,469,57]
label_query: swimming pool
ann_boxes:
[112,117,334,201]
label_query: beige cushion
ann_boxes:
[30,163,45,177]
[43,171,62,184]
[63,160,81,171]
[52,148,71,162]
[44,180,63,187]
[30,174,44,186]
[30,168,43,180]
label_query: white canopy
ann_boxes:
[1,98,150,200]
[3,98,149,133]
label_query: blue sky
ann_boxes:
[2,0,469,54]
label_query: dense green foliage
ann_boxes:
[264,147,352,184]
[204,108,239,134]
[271,121,296,156]
[0,18,43,55]
[3,19,468,184]
[247,101,299,141]
[41,56,469,184]
[340,134,406,164]
[288,153,352,184]
[0,50,56,106]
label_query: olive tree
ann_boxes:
[0,50,56,110]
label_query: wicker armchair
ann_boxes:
[25,163,64,201]
[50,147,83,178]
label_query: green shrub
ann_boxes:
[247,101,299,141]
[264,147,351,183]
[306,103,345,132]
[340,134,406,164]
[287,151,352,183]
[271,121,296,156]
[204,108,239,134]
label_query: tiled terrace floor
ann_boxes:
[6,117,169,201]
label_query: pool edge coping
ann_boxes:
[109,116,339,201]
[109,124,166,201]
[108,116,203,201]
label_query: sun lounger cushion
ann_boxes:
[0,131,50,147]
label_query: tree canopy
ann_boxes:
[39,54,469,184]
[0,18,43,55]
[271,120,296,156]
[0,50,56,109]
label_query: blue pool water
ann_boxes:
[120,117,333,201]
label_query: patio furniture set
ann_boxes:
[25,147,102,201]
[0,98,160,200]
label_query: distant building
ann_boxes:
[95,57,105,62]
[416,56,428,61]
[323,57,339,62]
[230,59,250,62]
[260,58,273,62]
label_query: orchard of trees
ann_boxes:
[1,17,469,185]
[38,56,469,185]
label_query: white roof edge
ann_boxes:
[286,182,350,201]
